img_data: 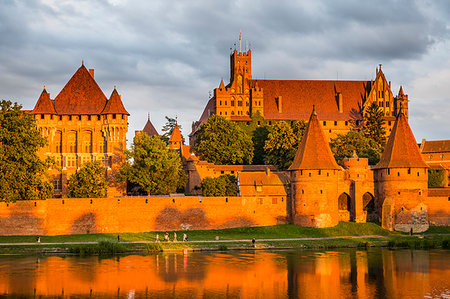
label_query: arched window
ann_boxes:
[338,193,351,211]
[54,131,62,153]
[67,132,77,153]
[82,131,92,153]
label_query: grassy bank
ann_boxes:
[0,223,448,255]
[0,222,402,244]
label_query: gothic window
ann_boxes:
[231,101,235,106]
[99,136,107,153]
[68,132,77,153]
[82,132,92,153]
[54,131,62,153]
[237,75,243,93]
[231,111,235,115]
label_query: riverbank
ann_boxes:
[0,223,448,255]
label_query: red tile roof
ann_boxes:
[374,111,428,169]
[31,89,56,114]
[142,118,159,137]
[102,88,129,115]
[421,140,450,153]
[169,124,183,143]
[289,108,341,171]
[252,79,369,121]
[54,65,108,114]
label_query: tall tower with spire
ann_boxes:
[288,107,341,227]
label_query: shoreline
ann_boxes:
[0,233,448,256]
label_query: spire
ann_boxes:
[169,124,183,143]
[288,107,340,171]
[31,88,56,114]
[219,79,225,89]
[374,111,428,169]
[351,150,358,159]
[102,88,130,115]
[398,86,404,96]
[142,115,159,137]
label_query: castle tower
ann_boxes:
[168,123,183,150]
[30,64,129,197]
[394,86,409,120]
[136,113,159,137]
[374,108,428,231]
[288,107,341,227]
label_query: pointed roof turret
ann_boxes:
[374,109,428,169]
[142,113,159,137]
[219,79,225,89]
[398,86,404,96]
[54,64,107,114]
[31,88,57,114]
[169,123,183,144]
[102,87,129,115]
[288,107,340,171]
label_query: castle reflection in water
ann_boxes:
[0,249,448,298]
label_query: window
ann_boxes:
[345,121,348,126]
[225,101,227,105]
[334,121,337,126]
[231,111,234,115]
[231,101,235,106]
[268,121,272,125]
[88,115,91,121]
[98,115,101,121]
[238,101,242,106]
[69,115,72,121]
[67,156,76,168]
[68,132,77,153]
[408,168,411,174]
[59,115,62,121]
[41,114,45,119]
[54,131,62,153]
[323,121,326,126]
[113,114,116,119]
[219,101,222,106]
[53,179,61,191]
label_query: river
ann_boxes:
[0,249,448,298]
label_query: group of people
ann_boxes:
[155,232,188,242]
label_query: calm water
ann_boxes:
[0,249,448,298]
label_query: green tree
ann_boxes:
[0,100,53,202]
[428,169,446,188]
[193,115,254,165]
[264,120,307,169]
[67,161,108,198]
[161,116,183,143]
[201,175,237,196]
[252,125,270,165]
[363,102,386,148]
[329,130,382,165]
[118,134,187,195]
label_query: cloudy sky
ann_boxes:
[1,0,449,144]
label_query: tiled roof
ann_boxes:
[421,140,450,153]
[54,65,108,114]
[142,118,159,137]
[374,111,428,169]
[238,171,289,186]
[102,88,129,115]
[252,79,370,121]
[169,124,183,143]
[31,89,56,114]
[289,108,341,171]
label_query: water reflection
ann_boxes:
[0,249,448,298]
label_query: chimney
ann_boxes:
[89,69,94,78]
[337,92,343,113]
[266,167,271,176]
[276,96,282,113]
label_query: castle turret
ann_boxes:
[169,123,183,150]
[288,107,341,227]
[394,86,409,120]
[374,108,428,231]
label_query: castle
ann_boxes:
[189,49,409,145]
[13,50,448,236]
[30,63,129,197]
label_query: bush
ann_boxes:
[68,240,126,256]
[201,175,238,196]
[145,243,163,254]
[218,244,228,251]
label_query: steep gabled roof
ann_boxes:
[54,65,108,114]
[252,79,370,121]
[374,110,428,169]
[289,108,341,171]
[31,88,56,114]
[102,88,129,115]
[142,117,159,137]
[169,124,183,143]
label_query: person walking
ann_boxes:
[183,233,187,242]
[173,232,177,242]
[156,234,159,242]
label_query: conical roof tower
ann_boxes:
[289,107,340,171]
[31,88,56,114]
[374,108,428,169]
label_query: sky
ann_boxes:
[1,0,449,145]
